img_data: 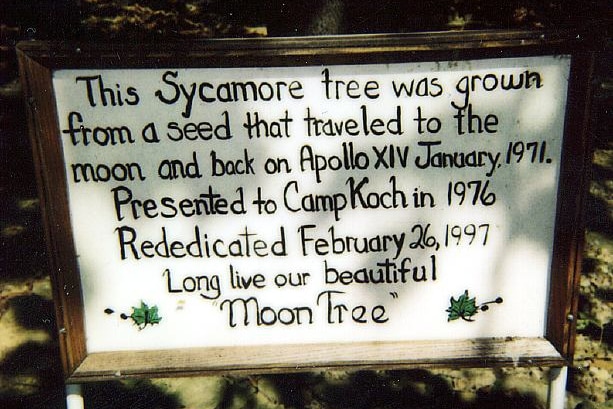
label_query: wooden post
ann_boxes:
[547,366,568,409]
[66,384,85,409]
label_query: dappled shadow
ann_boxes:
[215,376,260,409]
[312,370,455,409]
[584,174,613,237]
[0,224,48,280]
[590,162,613,182]
[0,74,48,281]
[0,292,65,409]
[263,372,319,409]
[8,294,56,331]
[259,0,450,36]
[0,341,63,388]
[576,265,613,349]
[0,386,66,409]
[259,369,546,409]
[0,0,80,41]
[0,28,66,408]
[473,385,544,409]
[83,380,182,409]
[0,293,182,409]
[578,257,611,346]
[576,318,613,348]
[0,341,65,409]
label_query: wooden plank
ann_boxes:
[69,337,564,382]
[545,49,596,359]
[16,29,586,70]
[16,48,87,376]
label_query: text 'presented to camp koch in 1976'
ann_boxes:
[52,55,570,352]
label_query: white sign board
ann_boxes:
[51,55,570,353]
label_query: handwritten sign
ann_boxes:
[51,56,569,351]
[18,35,592,379]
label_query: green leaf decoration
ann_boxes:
[130,301,162,330]
[446,290,479,322]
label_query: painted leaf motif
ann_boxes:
[147,305,162,325]
[446,290,478,321]
[130,301,162,329]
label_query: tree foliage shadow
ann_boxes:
[585,190,613,241]
[0,69,48,281]
[83,380,182,409]
[215,376,260,409]
[0,222,48,280]
[313,370,455,409]
[0,341,66,408]
[262,369,544,409]
[473,384,545,409]
[0,294,65,409]
[0,0,80,41]
[6,294,55,331]
[0,292,183,409]
[0,294,186,409]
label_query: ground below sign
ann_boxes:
[17,33,592,379]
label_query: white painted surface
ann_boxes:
[51,56,571,352]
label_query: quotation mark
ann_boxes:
[389,292,399,299]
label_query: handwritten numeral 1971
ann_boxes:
[505,140,550,164]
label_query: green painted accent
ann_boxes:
[130,301,162,330]
[446,290,479,322]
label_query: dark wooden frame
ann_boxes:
[17,30,595,382]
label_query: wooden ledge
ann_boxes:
[69,337,565,382]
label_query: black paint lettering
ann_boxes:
[72,162,145,183]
